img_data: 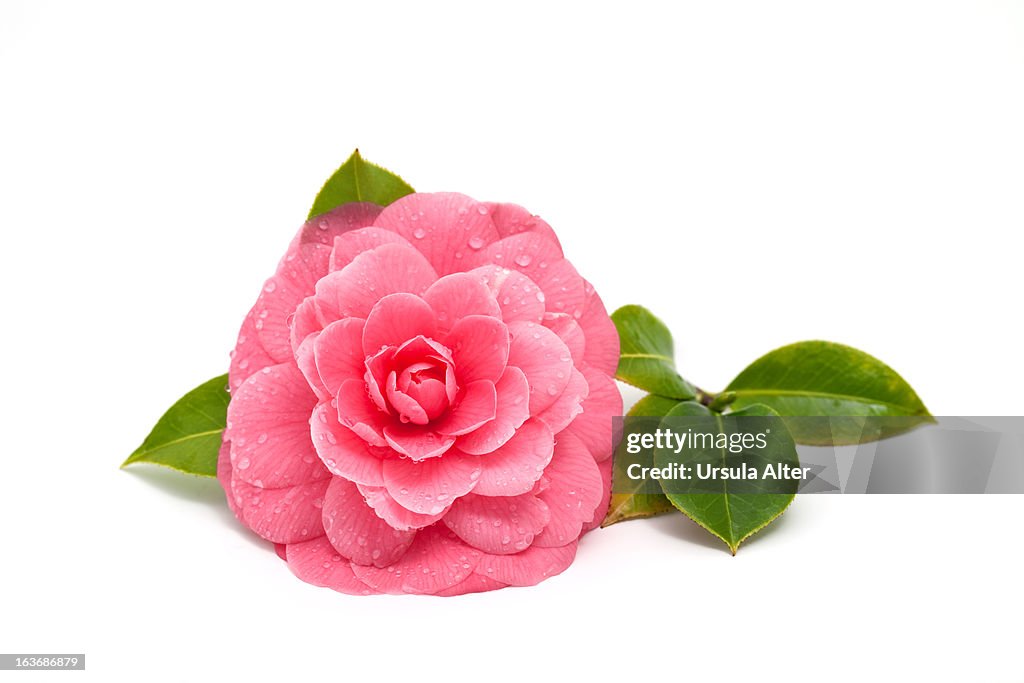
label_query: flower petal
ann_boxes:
[455,367,530,455]
[329,226,415,272]
[474,542,577,587]
[350,526,482,595]
[256,243,332,362]
[313,318,367,396]
[362,293,437,356]
[322,477,416,567]
[506,320,574,414]
[357,484,446,530]
[470,419,554,496]
[434,380,496,437]
[582,456,613,533]
[468,265,545,324]
[373,192,501,276]
[444,315,509,384]
[483,201,562,248]
[543,313,586,366]
[433,573,507,597]
[383,424,456,461]
[534,367,589,435]
[577,280,620,375]
[229,309,279,391]
[217,439,241,520]
[309,401,385,486]
[335,379,390,447]
[533,432,603,547]
[564,365,622,462]
[226,363,327,488]
[443,492,550,555]
[285,537,378,595]
[289,295,325,354]
[382,450,481,513]
[423,272,502,335]
[230,478,329,544]
[315,242,438,320]
[295,202,382,248]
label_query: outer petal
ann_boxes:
[256,242,332,362]
[315,243,438,320]
[358,484,447,531]
[443,492,550,555]
[295,202,382,248]
[455,367,530,455]
[217,439,241,520]
[564,365,622,463]
[313,318,366,396]
[543,313,586,366]
[474,542,578,587]
[444,315,509,385]
[382,450,481,514]
[289,296,324,354]
[322,477,416,567]
[468,265,545,324]
[229,309,278,391]
[577,280,620,375]
[533,432,603,548]
[285,537,378,596]
[362,293,437,356]
[582,456,613,533]
[350,526,482,595]
[506,320,574,415]
[483,201,562,248]
[373,192,501,276]
[433,573,507,597]
[534,367,589,435]
[226,363,327,488]
[469,419,554,496]
[423,273,502,335]
[329,226,413,272]
[310,401,385,486]
[434,380,497,437]
[467,230,563,274]
[230,477,329,544]
[530,258,586,318]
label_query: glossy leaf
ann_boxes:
[726,341,932,445]
[603,394,681,527]
[308,149,414,218]
[611,305,695,400]
[656,402,798,554]
[122,374,230,477]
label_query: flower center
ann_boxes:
[364,336,458,426]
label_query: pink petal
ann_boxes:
[362,293,437,356]
[288,296,324,354]
[423,272,502,335]
[335,379,390,448]
[582,456,613,533]
[313,318,367,396]
[373,193,501,276]
[534,367,589,435]
[483,201,562,248]
[443,492,550,554]
[309,401,385,486]
[434,380,497,437]
[295,202,382,248]
[217,438,241,520]
[226,363,328,488]
[433,573,507,597]
[322,477,416,567]
[469,419,554,496]
[543,313,586,366]
[350,526,482,595]
[444,315,510,385]
[230,477,329,544]
[315,243,438,320]
[577,281,619,375]
[467,265,545,324]
[385,372,429,424]
[274,543,288,561]
[506,320,574,414]
[531,259,586,318]
[466,230,563,275]
[284,537,378,595]
[383,424,456,461]
[455,367,530,455]
[256,242,332,362]
[564,365,622,462]
[474,542,577,586]
[532,432,603,548]
[229,309,278,391]
[382,450,481,514]
[294,334,329,400]
[358,484,446,530]
[329,226,415,272]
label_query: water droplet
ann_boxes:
[476,205,489,215]
[257,433,268,444]
[263,281,277,293]
[412,227,426,239]
[514,254,532,267]
[468,236,485,250]
[236,457,251,470]
[535,291,546,303]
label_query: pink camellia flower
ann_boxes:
[219,193,621,595]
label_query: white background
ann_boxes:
[2,1,1022,681]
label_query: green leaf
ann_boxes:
[726,341,933,445]
[611,305,696,400]
[308,149,414,219]
[122,374,230,477]
[603,394,681,527]
[656,402,799,554]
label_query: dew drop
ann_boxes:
[514,254,532,267]
[412,227,426,239]
[468,236,485,250]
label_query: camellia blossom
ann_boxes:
[219,193,621,595]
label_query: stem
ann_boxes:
[695,387,717,407]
